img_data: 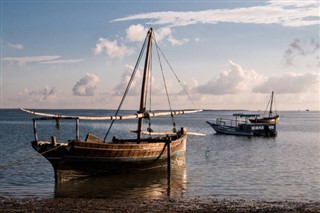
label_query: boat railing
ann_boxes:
[216,118,247,127]
[32,117,80,142]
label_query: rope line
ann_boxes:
[104,32,149,141]
[0,144,62,170]
[263,95,272,117]
[153,36,176,131]
[274,93,278,115]
[147,52,153,136]
[153,40,197,109]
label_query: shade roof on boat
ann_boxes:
[232,113,260,117]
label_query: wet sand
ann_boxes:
[1,197,319,212]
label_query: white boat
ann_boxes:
[207,113,277,137]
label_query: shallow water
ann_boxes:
[0,109,319,201]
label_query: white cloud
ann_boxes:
[154,27,190,46]
[196,60,265,95]
[253,72,320,94]
[73,73,100,96]
[9,43,24,50]
[113,64,142,96]
[283,38,319,66]
[2,55,83,65]
[268,0,317,8]
[93,25,190,59]
[2,55,60,65]
[94,38,133,58]
[154,27,171,41]
[195,60,319,96]
[125,25,189,46]
[18,86,57,102]
[113,0,318,27]
[126,24,148,42]
[40,59,84,64]
[168,36,189,46]
[113,64,172,97]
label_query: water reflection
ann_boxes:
[55,166,186,199]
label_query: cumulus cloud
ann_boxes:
[126,24,148,42]
[93,25,190,59]
[9,43,24,50]
[195,60,319,97]
[253,72,320,94]
[19,86,57,102]
[168,36,189,46]
[94,38,133,58]
[113,0,318,27]
[154,27,189,45]
[154,27,171,41]
[196,60,265,95]
[177,78,199,95]
[113,65,142,96]
[125,24,189,46]
[73,73,100,96]
[2,55,83,65]
[283,38,319,66]
[113,64,170,97]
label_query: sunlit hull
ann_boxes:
[32,133,186,183]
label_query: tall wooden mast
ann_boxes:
[137,28,153,141]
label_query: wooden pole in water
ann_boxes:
[76,118,80,141]
[166,137,171,196]
[51,136,57,146]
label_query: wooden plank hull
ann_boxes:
[249,115,280,124]
[32,133,187,182]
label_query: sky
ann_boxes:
[1,0,319,111]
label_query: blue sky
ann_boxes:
[1,0,319,110]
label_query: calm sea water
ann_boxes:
[0,109,319,201]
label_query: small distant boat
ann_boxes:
[207,113,277,137]
[20,28,202,183]
[249,91,280,124]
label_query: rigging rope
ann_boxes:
[154,37,177,132]
[147,53,153,135]
[274,93,278,115]
[153,40,197,109]
[104,33,149,141]
[0,145,62,170]
[263,95,272,117]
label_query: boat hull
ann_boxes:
[32,133,187,182]
[206,121,277,137]
[206,121,253,136]
[249,115,280,124]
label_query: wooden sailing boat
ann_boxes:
[249,91,279,124]
[21,28,201,182]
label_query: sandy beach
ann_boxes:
[1,197,319,212]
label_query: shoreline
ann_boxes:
[1,197,320,212]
